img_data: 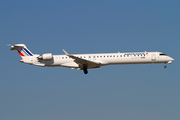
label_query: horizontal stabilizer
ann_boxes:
[10,44,26,50]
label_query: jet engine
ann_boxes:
[38,53,53,60]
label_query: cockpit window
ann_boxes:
[159,53,167,56]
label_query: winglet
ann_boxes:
[62,49,70,56]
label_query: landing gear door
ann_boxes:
[151,54,156,61]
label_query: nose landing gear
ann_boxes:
[164,63,167,68]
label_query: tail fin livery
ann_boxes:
[10,44,34,57]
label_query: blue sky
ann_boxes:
[1,0,180,120]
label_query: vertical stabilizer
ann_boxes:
[10,44,34,58]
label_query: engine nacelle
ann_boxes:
[38,53,53,60]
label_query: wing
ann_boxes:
[62,49,100,69]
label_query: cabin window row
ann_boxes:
[56,54,145,59]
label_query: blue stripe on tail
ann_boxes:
[23,48,33,56]
[21,48,29,56]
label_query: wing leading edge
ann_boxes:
[62,49,101,74]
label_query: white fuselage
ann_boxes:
[10,44,174,74]
[21,52,174,69]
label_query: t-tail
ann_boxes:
[10,44,34,58]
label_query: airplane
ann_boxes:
[9,44,174,74]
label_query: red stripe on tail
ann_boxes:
[17,49,25,56]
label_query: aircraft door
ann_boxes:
[151,54,156,61]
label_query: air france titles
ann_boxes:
[124,52,146,58]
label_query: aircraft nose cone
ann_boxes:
[167,57,174,64]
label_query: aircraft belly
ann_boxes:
[61,62,79,68]
[106,58,154,65]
